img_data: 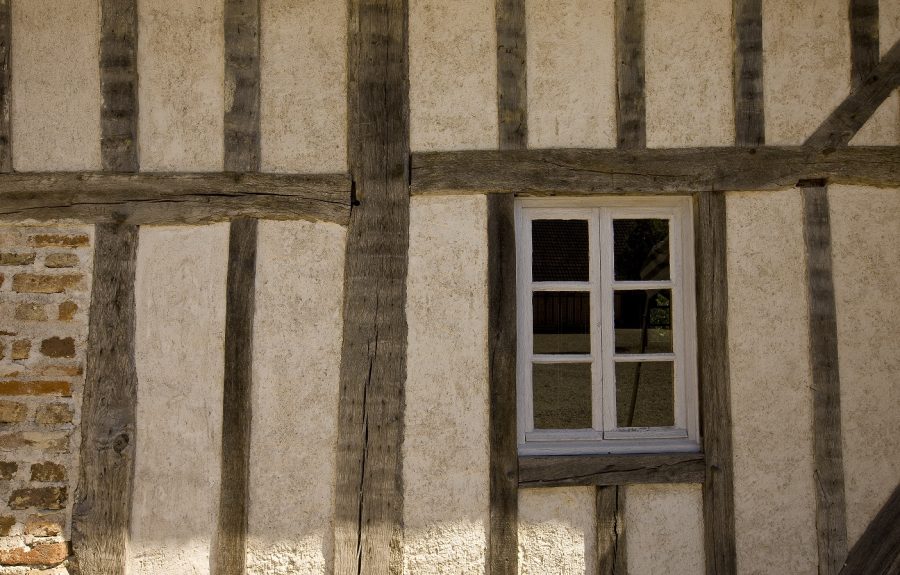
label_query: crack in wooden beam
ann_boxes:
[597,486,628,575]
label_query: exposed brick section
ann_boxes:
[0,541,69,565]
[8,487,67,511]
[0,402,27,424]
[28,234,89,248]
[14,303,47,321]
[3,365,82,378]
[34,404,73,425]
[0,432,69,453]
[42,253,78,268]
[0,462,17,480]
[25,514,63,537]
[29,463,65,483]
[0,516,14,536]
[11,340,30,360]
[11,274,82,294]
[0,253,35,266]
[0,382,71,397]
[38,338,74,359]
[57,302,77,321]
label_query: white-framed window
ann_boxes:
[516,196,700,455]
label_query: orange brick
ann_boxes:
[0,253,36,266]
[25,514,63,537]
[43,253,79,268]
[0,541,68,565]
[12,340,31,360]
[12,274,82,294]
[29,234,89,248]
[57,301,78,321]
[15,303,47,321]
[0,381,71,397]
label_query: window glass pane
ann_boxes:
[532,219,589,282]
[615,361,674,427]
[614,290,673,354]
[613,219,670,281]
[533,363,592,429]
[533,292,591,354]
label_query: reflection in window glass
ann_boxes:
[615,362,674,427]
[613,219,670,281]
[614,290,673,354]
[533,363,592,429]
[533,292,591,354]
[532,220,589,282]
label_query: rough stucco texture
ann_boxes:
[404,196,489,574]
[130,225,228,575]
[247,220,346,575]
[645,0,734,147]
[260,0,347,173]
[829,186,900,546]
[518,487,596,575]
[139,0,224,171]
[10,0,100,171]
[409,0,497,151]
[851,0,900,146]
[726,191,818,575]
[625,484,704,575]
[527,0,616,148]
[763,0,850,144]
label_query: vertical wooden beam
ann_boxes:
[490,2,525,574]
[849,0,879,90]
[71,223,139,575]
[72,2,140,573]
[215,1,260,575]
[733,0,765,146]
[615,0,645,149]
[597,486,628,575]
[801,182,848,575]
[0,0,10,172]
[332,1,409,574]
[695,192,737,575]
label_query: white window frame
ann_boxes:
[516,196,700,456]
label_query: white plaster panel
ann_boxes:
[851,0,900,145]
[829,186,900,546]
[518,487,596,575]
[138,0,224,171]
[246,220,346,574]
[763,0,851,144]
[625,484,704,575]
[260,0,347,173]
[10,0,100,171]
[404,196,489,574]
[645,0,734,147]
[130,225,229,575]
[409,0,498,151]
[726,191,818,575]
[526,0,616,148]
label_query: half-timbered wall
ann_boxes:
[0,0,897,574]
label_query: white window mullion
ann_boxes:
[589,209,603,432]
[599,209,617,437]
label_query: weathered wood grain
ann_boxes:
[615,0,645,149]
[733,0,765,146]
[806,39,900,149]
[0,172,351,225]
[801,183,848,575]
[214,218,257,575]
[0,0,10,172]
[597,486,628,575]
[71,223,139,575]
[223,0,260,172]
[496,0,527,149]
[839,482,900,574]
[519,453,705,488]
[100,0,138,171]
[332,1,409,574]
[488,193,518,575]
[695,192,736,575]
[410,146,900,196]
[850,0,879,90]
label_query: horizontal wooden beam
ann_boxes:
[518,453,705,488]
[410,146,900,196]
[0,172,351,225]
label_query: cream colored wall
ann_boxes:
[852,0,900,145]
[829,186,900,546]
[246,220,346,575]
[625,484,704,575]
[518,487,596,575]
[10,0,100,171]
[645,0,734,147]
[260,0,347,173]
[526,0,616,148]
[130,224,229,575]
[726,191,818,575]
